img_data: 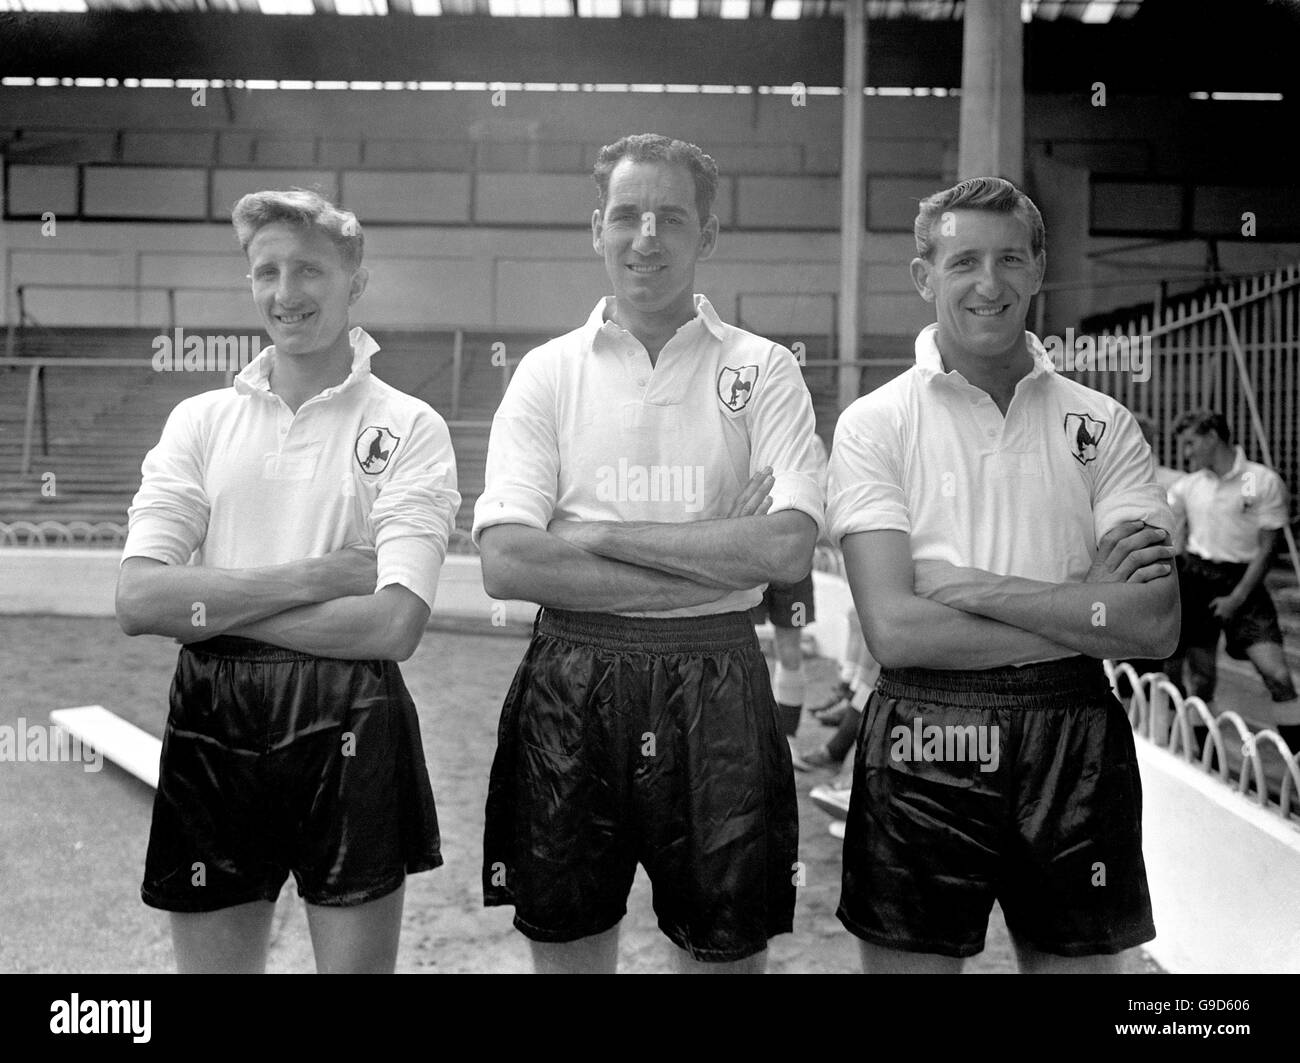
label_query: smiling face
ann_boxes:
[910,209,1044,368]
[592,157,718,329]
[247,222,366,357]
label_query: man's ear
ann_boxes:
[1030,250,1046,296]
[349,266,369,305]
[697,213,720,261]
[910,257,935,302]
[591,208,604,254]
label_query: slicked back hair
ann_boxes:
[593,133,719,225]
[913,177,1045,263]
[1173,409,1232,445]
[232,188,363,272]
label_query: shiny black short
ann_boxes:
[482,609,797,962]
[142,637,441,913]
[838,656,1155,959]
[1178,553,1289,663]
[749,573,817,629]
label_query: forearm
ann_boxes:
[117,558,333,641]
[862,595,1075,670]
[931,569,1180,659]
[1231,550,1273,601]
[562,512,816,589]
[480,525,728,613]
[230,589,428,661]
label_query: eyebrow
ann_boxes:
[942,246,1031,259]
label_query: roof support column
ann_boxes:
[837,0,867,413]
[958,0,1024,183]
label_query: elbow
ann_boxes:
[479,547,516,601]
[114,583,147,637]
[770,524,817,586]
[861,614,909,670]
[1141,611,1180,660]
[387,603,431,662]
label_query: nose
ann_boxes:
[632,217,661,255]
[973,258,1001,298]
[274,270,300,306]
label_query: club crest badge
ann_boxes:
[717,365,759,413]
[355,426,400,475]
[1064,412,1106,466]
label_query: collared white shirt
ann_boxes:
[472,294,824,618]
[1170,446,1288,563]
[828,323,1174,584]
[123,327,460,612]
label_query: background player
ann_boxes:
[1166,409,1300,754]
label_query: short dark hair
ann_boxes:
[913,176,1045,262]
[593,133,719,224]
[1131,412,1157,448]
[1173,409,1232,445]
[232,188,363,271]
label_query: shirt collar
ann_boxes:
[234,326,379,399]
[587,294,728,348]
[1223,446,1248,480]
[913,323,1055,390]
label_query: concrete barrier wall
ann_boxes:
[1136,738,1300,973]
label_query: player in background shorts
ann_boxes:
[1165,409,1300,754]
[475,134,823,973]
[117,189,458,973]
[827,177,1180,973]
[751,434,829,771]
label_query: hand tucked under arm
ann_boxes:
[229,583,430,662]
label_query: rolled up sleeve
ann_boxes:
[827,401,910,545]
[122,401,210,566]
[749,345,825,534]
[370,407,460,613]
[471,350,559,544]
[1092,408,1177,541]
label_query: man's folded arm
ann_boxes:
[843,530,1076,670]
[478,522,729,613]
[115,548,376,641]
[915,556,1180,660]
[549,509,818,589]
[229,583,430,662]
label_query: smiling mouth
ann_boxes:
[274,310,315,325]
[966,304,1010,317]
[626,263,666,274]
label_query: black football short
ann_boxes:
[838,655,1155,958]
[1178,553,1291,669]
[749,573,817,629]
[142,636,442,913]
[482,608,798,962]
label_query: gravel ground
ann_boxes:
[0,615,1159,974]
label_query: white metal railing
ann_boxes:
[1105,659,1300,822]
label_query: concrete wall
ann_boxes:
[1137,738,1300,973]
[1,219,928,339]
[4,87,1299,335]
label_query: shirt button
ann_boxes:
[987,429,996,438]
[636,378,647,388]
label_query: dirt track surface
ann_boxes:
[0,615,1158,974]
